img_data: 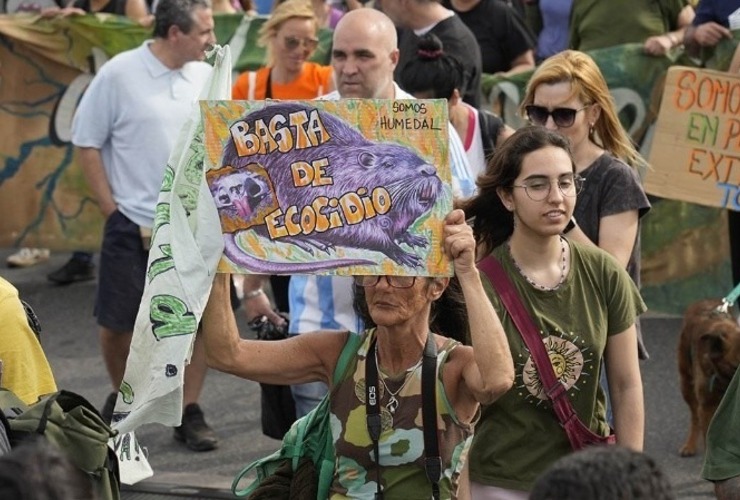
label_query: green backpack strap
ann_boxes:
[333,332,364,385]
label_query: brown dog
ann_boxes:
[678,298,740,456]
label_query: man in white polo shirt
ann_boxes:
[72,0,218,451]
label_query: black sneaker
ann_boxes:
[47,254,95,285]
[101,392,117,425]
[174,403,218,452]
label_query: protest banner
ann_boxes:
[0,13,329,251]
[201,99,453,276]
[646,66,740,210]
[1,15,738,313]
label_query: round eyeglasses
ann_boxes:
[525,104,591,128]
[512,175,585,202]
[353,275,417,289]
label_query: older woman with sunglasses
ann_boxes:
[201,209,514,498]
[520,49,651,360]
[459,126,646,497]
[232,0,333,101]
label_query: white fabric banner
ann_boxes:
[108,45,232,484]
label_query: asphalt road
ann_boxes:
[1,248,717,499]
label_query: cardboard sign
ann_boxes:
[201,99,453,276]
[645,66,740,210]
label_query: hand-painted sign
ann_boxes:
[201,100,453,276]
[646,66,740,210]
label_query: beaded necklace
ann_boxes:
[508,236,567,292]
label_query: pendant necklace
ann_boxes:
[374,344,422,415]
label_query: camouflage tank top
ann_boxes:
[329,329,477,499]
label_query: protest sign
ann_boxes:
[1,13,738,312]
[201,99,453,276]
[646,66,740,210]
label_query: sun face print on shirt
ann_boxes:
[515,329,597,405]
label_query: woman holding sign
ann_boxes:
[201,209,514,498]
[520,49,651,359]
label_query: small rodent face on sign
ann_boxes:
[209,169,272,220]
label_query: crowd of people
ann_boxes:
[2,0,740,498]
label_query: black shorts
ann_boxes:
[95,210,148,333]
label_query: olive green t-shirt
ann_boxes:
[702,366,740,481]
[570,0,688,51]
[469,241,647,491]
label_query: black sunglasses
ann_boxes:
[525,104,590,128]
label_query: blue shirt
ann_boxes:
[693,0,740,27]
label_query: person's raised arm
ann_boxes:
[241,274,286,326]
[564,209,639,269]
[643,4,695,56]
[684,21,732,57]
[201,273,346,385]
[444,209,514,405]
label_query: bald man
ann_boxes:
[328,8,399,99]
[240,8,476,418]
[324,8,475,197]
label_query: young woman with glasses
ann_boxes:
[231,0,334,101]
[201,209,515,498]
[458,126,646,498]
[520,49,651,360]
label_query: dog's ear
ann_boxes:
[699,332,726,363]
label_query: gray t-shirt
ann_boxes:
[574,153,651,357]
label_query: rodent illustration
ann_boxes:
[210,102,443,273]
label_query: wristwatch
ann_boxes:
[564,217,577,234]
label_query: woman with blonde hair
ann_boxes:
[232,0,333,100]
[519,49,651,360]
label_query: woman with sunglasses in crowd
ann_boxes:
[459,126,646,497]
[201,210,514,498]
[520,49,651,361]
[232,0,333,101]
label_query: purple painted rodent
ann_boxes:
[211,102,443,274]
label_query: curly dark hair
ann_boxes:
[529,445,674,500]
[0,437,96,500]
